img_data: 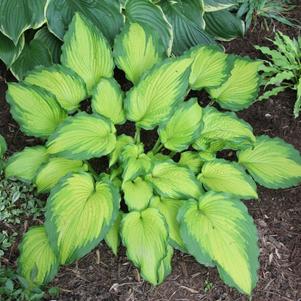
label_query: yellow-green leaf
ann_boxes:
[109,135,135,167]
[179,151,203,174]
[238,135,301,189]
[0,135,7,158]
[105,211,123,256]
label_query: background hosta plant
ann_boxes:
[4,13,301,296]
[256,32,301,117]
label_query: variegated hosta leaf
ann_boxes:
[0,135,7,158]
[6,83,67,138]
[178,192,259,295]
[0,0,46,44]
[203,0,236,12]
[18,226,59,286]
[158,98,203,152]
[46,172,120,264]
[158,245,173,284]
[120,143,144,163]
[179,151,203,174]
[125,57,192,129]
[24,65,87,112]
[35,158,88,193]
[198,159,258,200]
[125,0,173,55]
[91,78,125,125]
[121,208,169,285]
[189,46,231,90]
[47,113,116,160]
[150,196,185,251]
[193,107,256,152]
[46,0,123,44]
[238,135,301,189]
[114,22,165,84]
[61,13,114,94]
[109,135,135,167]
[105,211,123,256]
[123,177,153,211]
[5,146,49,182]
[146,161,202,199]
[208,57,262,111]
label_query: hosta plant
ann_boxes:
[256,32,301,118]
[4,13,301,296]
[0,135,7,170]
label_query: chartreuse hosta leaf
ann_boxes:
[18,226,59,286]
[121,208,170,285]
[178,192,259,295]
[24,65,87,112]
[91,78,125,125]
[123,177,153,211]
[5,146,48,182]
[125,0,173,54]
[109,135,134,167]
[238,135,301,189]
[35,158,88,193]
[6,83,67,138]
[193,107,256,152]
[198,159,258,200]
[114,22,165,84]
[146,161,202,199]
[208,57,262,111]
[158,245,173,284]
[150,196,185,251]
[189,46,231,90]
[0,0,46,44]
[179,151,203,174]
[61,13,114,94]
[47,113,116,161]
[46,172,120,264]
[105,211,123,256]
[125,57,192,129]
[0,135,7,158]
[159,98,202,152]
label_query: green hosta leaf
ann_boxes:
[160,0,217,55]
[25,65,87,112]
[146,161,202,199]
[179,151,203,174]
[204,10,245,41]
[5,146,48,182]
[18,226,59,286]
[178,192,259,295]
[0,135,7,158]
[0,32,25,67]
[150,196,185,251]
[158,245,173,284]
[0,0,46,44]
[61,13,114,94]
[121,208,169,285]
[125,57,192,129]
[34,27,62,64]
[105,211,123,256]
[91,78,125,124]
[125,0,173,55]
[203,0,236,12]
[189,46,231,90]
[198,159,258,200]
[46,172,120,264]
[47,113,116,161]
[208,57,262,111]
[159,98,202,152]
[109,135,134,167]
[114,22,165,85]
[121,143,144,162]
[6,83,66,138]
[193,107,256,152]
[294,78,301,118]
[238,135,301,189]
[10,39,52,81]
[123,177,153,211]
[46,0,123,44]
[35,158,88,193]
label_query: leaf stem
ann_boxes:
[152,139,164,154]
[135,126,141,143]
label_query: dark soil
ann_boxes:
[1,6,301,301]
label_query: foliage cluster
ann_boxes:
[3,12,301,297]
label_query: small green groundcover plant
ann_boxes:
[3,13,301,296]
[256,31,301,118]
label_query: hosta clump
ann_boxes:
[4,13,301,296]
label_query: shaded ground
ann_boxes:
[0,6,301,301]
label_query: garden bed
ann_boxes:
[0,7,301,301]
